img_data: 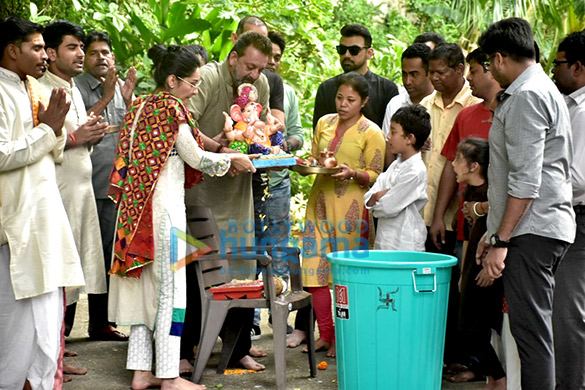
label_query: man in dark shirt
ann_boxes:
[312,24,398,130]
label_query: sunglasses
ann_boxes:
[178,76,202,88]
[336,45,370,56]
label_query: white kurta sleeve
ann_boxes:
[51,131,67,162]
[175,123,230,177]
[364,170,387,208]
[369,165,426,219]
[0,117,58,172]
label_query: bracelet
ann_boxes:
[215,143,224,153]
[69,132,77,147]
[351,169,358,180]
[473,202,486,217]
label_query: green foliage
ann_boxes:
[405,0,461,43]
[13,0,585,213]
[1,0,30,19]
[446,0,585,72]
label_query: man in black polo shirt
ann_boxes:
[312,24,398,130]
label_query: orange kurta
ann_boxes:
[302,114,385,287]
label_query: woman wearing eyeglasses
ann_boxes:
[108,44,254,390]
[287,72,385,357]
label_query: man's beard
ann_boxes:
[341,58,365,73]
[230,67,254,87]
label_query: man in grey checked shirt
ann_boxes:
[476,18,575,390]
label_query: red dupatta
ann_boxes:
[108,91,203,278]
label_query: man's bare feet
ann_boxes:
[63,361,87,375]
[179,359,194,375]
[161,377,206,390]
[302,337,330,353]
[249,345,267,357]
[238,355,265,371]
[286,329,307,348]
[64,349,78,357]
[131,370,163,390]
[484,376,506,390]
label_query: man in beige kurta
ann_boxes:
[420,44,481,252]
[186,32,270,250]
[40,21,107,334]
[0,17,85,389]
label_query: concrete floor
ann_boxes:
[63,294,484,389]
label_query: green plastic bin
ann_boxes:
[327,250,457,390]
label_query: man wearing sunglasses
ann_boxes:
[551,30,585,390]
[312,24,398,131]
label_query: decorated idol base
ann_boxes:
[252,153,297,168]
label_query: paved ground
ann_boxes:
[63,295,484,389]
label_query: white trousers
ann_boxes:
[126,231,184,379]
[0,244,63,390]
[492,313,522,390]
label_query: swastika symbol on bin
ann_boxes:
[335,285,348,305]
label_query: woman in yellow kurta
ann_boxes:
[291,72,385,357]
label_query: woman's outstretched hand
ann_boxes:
[228,153,259,176]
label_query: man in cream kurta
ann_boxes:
[40,22,107,322]
[420,44,481,253]
[185,32,270,251]
[0,18,84,389]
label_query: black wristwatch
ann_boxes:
[490,233,510,248]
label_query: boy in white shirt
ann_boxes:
[365,105,430,250]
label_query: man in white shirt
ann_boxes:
[381,43,435,168]
[381,43,434,136]
[0,17,84,389]
[551,30,585,390]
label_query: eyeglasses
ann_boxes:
[481,54,497,69]
[552,60,570,67]
[178,76,202,88]
[336,45,370,56]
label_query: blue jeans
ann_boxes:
[253,176,291,274]
[253,176,292,326]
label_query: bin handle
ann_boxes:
[412,269,436,293]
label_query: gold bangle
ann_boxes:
[473,202,486,217]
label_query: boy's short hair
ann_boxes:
[391,105,431,150]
